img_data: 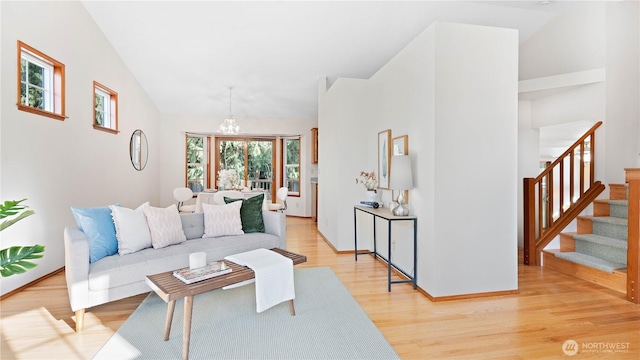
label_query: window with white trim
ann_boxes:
[283,137,300,196]
[17,41,66,120]
[93,81,118,133]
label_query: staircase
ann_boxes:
[523,121,639,303]
[542,183,628,294]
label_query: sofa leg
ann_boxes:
[75,309,85,332]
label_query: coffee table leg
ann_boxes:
[288,299,296,316]
[164,300,176,341]
[183,295,194,360]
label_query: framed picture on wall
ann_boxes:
[392,135,409,202]
[378,129,391,189]
[392,135,408,156]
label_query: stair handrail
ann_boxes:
[524,121,604,265]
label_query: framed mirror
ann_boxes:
[130,129,148,171]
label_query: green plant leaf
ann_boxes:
[0,210,35,232]
[0,199,27,218]
[0,245,45,277]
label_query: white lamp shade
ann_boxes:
[389,155,414,190]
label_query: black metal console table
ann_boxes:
[354,205,417,292]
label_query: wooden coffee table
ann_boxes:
[145,248,307,360]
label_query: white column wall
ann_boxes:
[317,78,370,251]
[0,1,161,295]
[429,23,518,296]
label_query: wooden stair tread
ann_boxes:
[542,251,626,294]
[572,233,628,249]
[553,251,626,273]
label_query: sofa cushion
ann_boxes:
[224,193,265,233]
[143,204,186,249]
[202,202,244,238]
[180,212,205,240]
[87,233,281,291]
[110,202,152,255]
[71,205,118,263]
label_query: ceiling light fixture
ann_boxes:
[218,86,239,135]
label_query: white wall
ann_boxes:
[319,22,518,297]
[0,1,161,295]
[530,83,605,130]
[519,1,639,186]
[605,1,640,180]
[430,23,518,297]
[158,114,318,217]
[518,100,540,247]
[519,2,606,80]
[317,78,371,250]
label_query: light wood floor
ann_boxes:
[2,217,639,359]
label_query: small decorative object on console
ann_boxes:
[359,201,380,209]
[173,261,232,284]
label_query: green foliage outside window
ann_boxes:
[94,94,104,126]
[20,59,46,110]
[284,138,300,193]
[248,141,272,179]
[219,140,245,179]
[286,139,300,180]
[187,137,204,190]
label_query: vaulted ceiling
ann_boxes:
[82,1,567,121]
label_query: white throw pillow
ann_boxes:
[143,204,187,249]
[110,202,152,255]
[202,201,244,238]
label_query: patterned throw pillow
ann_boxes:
[224,193,265,233]
[202,201,244,238]
[110,202,152,255]
[143,204,186,249]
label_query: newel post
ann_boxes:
[625,168,640,304]
[523,177,537,265]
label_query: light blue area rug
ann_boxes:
[93,267,399,360]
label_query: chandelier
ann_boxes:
[218,86,239,135]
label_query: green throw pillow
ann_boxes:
[224,194,265,233]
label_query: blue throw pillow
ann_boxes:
[71,206,118,263]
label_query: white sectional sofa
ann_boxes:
[64,210,286,332]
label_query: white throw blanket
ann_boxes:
[225,249,295,313]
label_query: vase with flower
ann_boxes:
[217,169,240,190]
[355,171,378,202]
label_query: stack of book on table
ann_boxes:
[173,261,232,284]
[359,201,380,208]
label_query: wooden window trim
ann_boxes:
[16,41,67,121]
[93,81,119,134]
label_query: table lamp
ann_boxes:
[389,155,413,216]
